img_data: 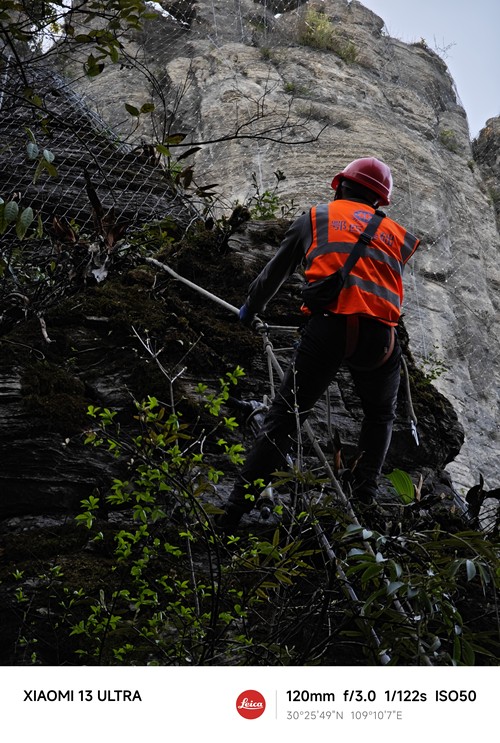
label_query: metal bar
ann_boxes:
[145,257,240,316]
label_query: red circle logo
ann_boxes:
[236,690,266,719]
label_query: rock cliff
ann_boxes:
[1,0,499,518]
[71,0,499,493]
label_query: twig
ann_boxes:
[38,313,54,343]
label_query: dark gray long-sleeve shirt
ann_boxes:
[245,212,312,314]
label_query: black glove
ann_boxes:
[239,303,257,328]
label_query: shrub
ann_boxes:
[439,129,461,154]
[5,376,500,666]
[247,170,296,220]
[298,8,357,63]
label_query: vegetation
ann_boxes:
[439,128,461,154]
[248,170,297,221]
[419,346,450,385]
[298,7,357,63]
[4,382,500,666]
[0,1,156,76]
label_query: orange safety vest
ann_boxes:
[304,200,419,326]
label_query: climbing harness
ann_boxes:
[344,315,396,370]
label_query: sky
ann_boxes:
[360,0,500,138]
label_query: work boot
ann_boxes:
[355,486,379,508]
[351,475,379,507]
[214,504,247,532]
[256,494,274,520]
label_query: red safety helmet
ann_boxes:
[331,157,393,206]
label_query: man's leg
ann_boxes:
[349,337,402,500]
[220,314,347,526]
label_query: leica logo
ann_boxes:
[238,698,264,709]
[236,690,266,719]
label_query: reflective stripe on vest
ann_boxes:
[304,201,419,325]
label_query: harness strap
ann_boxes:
[373,325,395,369]
[345,315,360,358]
[344,317,395,370]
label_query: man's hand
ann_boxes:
[239,303,257,328]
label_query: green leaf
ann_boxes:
[33,159,45,184]
[449,558,464,577]
[108,45,120,63]
[344,523,365,536]
[386,580,405,596]
[5,200,20,224]
[465,559,477,582]
[476,562,491,588]
[140,102,155,114]
[155,143,171,157]
[385,469,415,504]
[16,207,34,239]
[43,160,58,178]
[26,142,39,160]
[4,201,19,224]
[85,57,105,77]
[361,586,386,614]
[361,562,384,584]
[36,213,44,238]
[347,548,366,557]
[125,103,140,117]
[387,559,403,580]
[166,133,187,145]
[177,146,202,160]
[461,637,475,665]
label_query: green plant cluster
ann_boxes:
[340,524,499,665]
[0,130,56,245]
[248,170,296,220]
[0,0,156,75]
[418,347,450,385]
[439,129,461,154]
[6,370,500,666]
[299,8,357,63]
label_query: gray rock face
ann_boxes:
[1,0,498,516]
[473,116,500,230]
[137,0,498,493]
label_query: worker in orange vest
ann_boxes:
[216,157,420,530]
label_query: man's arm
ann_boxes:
[243,212,311,316]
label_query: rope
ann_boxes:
[401,355,419,446]
[147,257,434,665]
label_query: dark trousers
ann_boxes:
[228,313,402,512]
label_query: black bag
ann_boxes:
[301,270,346,313]
[301,209,385,313]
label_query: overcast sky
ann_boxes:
[360,0,500,138]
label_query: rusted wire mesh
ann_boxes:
[0,60,197,231]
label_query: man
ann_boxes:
[217,157,419,530]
